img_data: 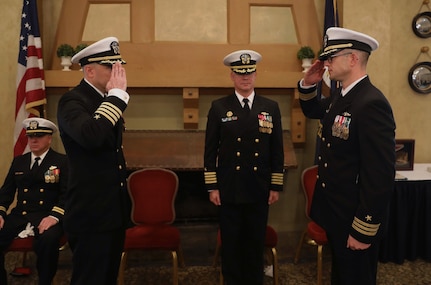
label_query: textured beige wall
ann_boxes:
[343,0,431,163]
[1,0,430,232]
[0,3,21,178]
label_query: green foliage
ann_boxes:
[297,46,315,60]
[56,44,74,57]
[74,43,88,55]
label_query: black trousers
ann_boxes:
[67,229,125,285]
[327,229,380,285]
[219,202,269,285]
[0,214,63,285]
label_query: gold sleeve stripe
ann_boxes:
[204,172,217,184]
[271,173,284,185]
[52,206,65,215]
[95,102,122,126]
[299,91,317,101]
[0,206,6,212]
[97,109,118,125]
[106,102,122,115]
[97,110,116,125]
[98,102,121,119]
[352,217,380,236]
[99,105,120,121]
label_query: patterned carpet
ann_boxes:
[5,251,431,285]
[5,226,431,285]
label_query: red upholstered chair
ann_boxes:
[117,168,184,285]
[213,225,279,285]
[294,165,328,285]
[5,235,68,284]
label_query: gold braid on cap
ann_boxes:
[88,55,124,63]
[323,43,353,52]
[231,65,257,74]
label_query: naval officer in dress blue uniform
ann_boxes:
[0,118,68,285]
[298,27,396,284]
[57,36,131,285]
[204,50,284,285]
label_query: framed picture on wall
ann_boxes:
[395,139,415,170]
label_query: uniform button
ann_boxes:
[23,200,27,205]
[255,138,260,143]
[40,189,44,193]
[236,152,241,157]
[322,182,326,188]
[120,182,124,187]
[117,148,120,152]
[318,156,322,161]
[322,137,326,142]
[327,143,331,147]
[237,137,241,142]
[236,166,241,170]
[39,201,44,205]
[254,152,259,157]
[253,167,258,171]
[24,189,28,193]
[324,163,328,167]
[22,211,27,215]
[119,165,123,170]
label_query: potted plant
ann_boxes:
[74,44,88,70]
[56,44,74,71]
[74,43,88,55]
[297,46,315,73]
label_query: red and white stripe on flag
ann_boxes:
[14,0,47,157]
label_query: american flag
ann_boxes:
[14,0,46,157]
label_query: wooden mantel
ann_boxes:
[45,71,307,145]
[45,0,321,145]
[122,130,297,170]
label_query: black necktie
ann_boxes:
[31,157,40,172]
[243,98,250,113]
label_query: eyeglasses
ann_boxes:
[327,52,352,63]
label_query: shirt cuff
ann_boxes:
[299,79,317,89]
[108,88,130,104]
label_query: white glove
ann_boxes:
[18,222,35,238]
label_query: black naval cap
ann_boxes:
[223,50,262,74]
[319,27,379,61]
[71,36,126,67]
[22,118,58,137]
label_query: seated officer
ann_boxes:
[0,118,68,285]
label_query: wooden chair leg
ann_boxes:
[294,229,307,264]
[317,244,323,285]
[177,247,185,268]
[219,265,224,285]
[271,247,279,285]
[117,251,127,285]
[171,251,178,285]
[213,242,221,267]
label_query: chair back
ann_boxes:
[127,168,179,225]
[301,165,318,219]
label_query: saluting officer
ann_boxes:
[0,118,68,285]
[204,50,284,285]
[57,36,131,285]
[298,27,396,284]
